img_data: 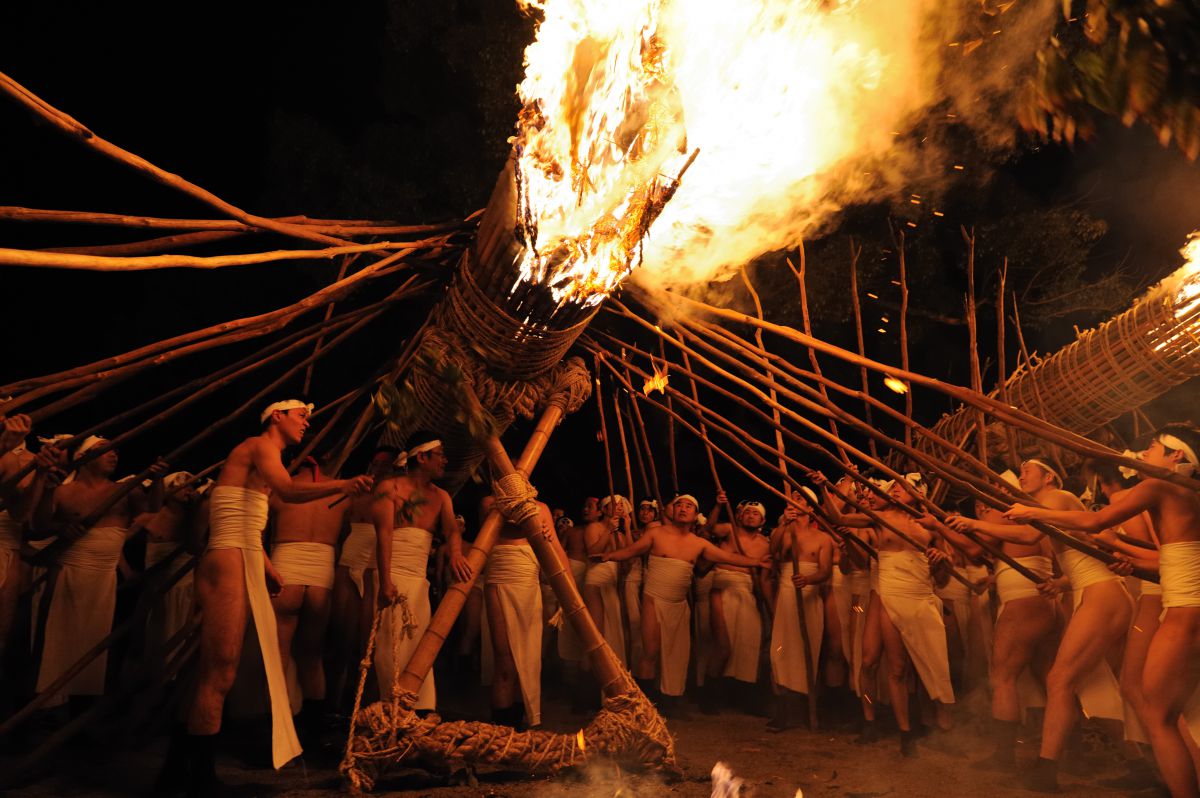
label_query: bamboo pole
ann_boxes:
[0,205,470,237]
[40,230,245,256]
[848,240,879,460]
[740,265,790,495]
[1010,290,1068,475]
[996,259,1020,468]
[898,229,913,449]
[658,337,680,496]
[623,361,665,511]
[676,334,723,502]
[0,239,436,272]
[1,248,413,396]
[622,387,653,502]
[637,286,1200,490]
[593,362,619,513]
[783,243,849,463]
[789,524,819,728]
[963,227,989,467]
[612,388,637,513]
[304,252,359,394]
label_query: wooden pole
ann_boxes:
[740,265,790,495]
[593,359,619,513]
[996,259,1020,468]
[623,361,665,512]
[789,526,819,729]
[622,389,653,502]
[304,252,359,394]
[612,388,637,513]
[658,337,680,496]
[898,229,913,449]
[963,227,989,467]
[848,239,879,460]
[1010,290,1068,476]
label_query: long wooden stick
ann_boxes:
[624,361,665,512]
[658,337,680,496]
[848,240,878,460]
[304,252,359,394]
[594,359,619,514]
[40,230,246,257]
[996,259,1020,468]
[676,334,723,500]
[622,388,653,502]
[963,227,989,466]
[740,265,790,495]
[789,525,819,728]
[612,388,637,512]
[898,229,913,449]
[1010,290,1068,476]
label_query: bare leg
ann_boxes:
[824,588,847,688]
[858,591,882,723]
[327,566,360,706]
[188,550,249,734]
[484,585,520,715]
[877,602,914,731]
[296,586,331,700]
[991,597,1057,722]
[1142,609,1200,798]
[271,584,304,690]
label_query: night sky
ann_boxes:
[4,3,1200,524]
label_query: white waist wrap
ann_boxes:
[375,527,435,710]
[485,544,543,725]
[713,569,761,683]
[1160,542,1200,609]
[339,522,377,597]
[772,561,823,694]
[1057,546,1120,592]
[584,559,625,666]
[271,541,335,589]
[877,550,954,704]
[644,555,693,696]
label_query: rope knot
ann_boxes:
[493,472,540,526]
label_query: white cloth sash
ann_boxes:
[772,561,823,694]
[206,485,301,768]
[485,544,543,725]
[876,550,954,703]
[36,526,125,699]
[585,559,625,666]
[713,569,761,683]
[272,541,335,589]
[1057,546,1120,592]
[375,527,435,710]
[644,555,692,696]
[1161,542,1200,608]
[693,569,715,687]
[339,522,376,597]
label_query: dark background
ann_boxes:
[4,1,1200,525]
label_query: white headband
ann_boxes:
[997,469,1020,490]
[902,472,927,497]
[599,495,632,515]
[739,501,766,518]
[1024,458,1063,487]
[796,486,818,505]
[696,513,707,525]
[76,435,108,459]
[164,471,194,491]
[671,494,698,510]
[638,499,658,509]
[1158,434,1199,476]
[395,439,443,469]
[1118,449,1140,480]
[260,400,314,424]
[37,433,74,447]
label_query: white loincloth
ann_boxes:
[207,486,301,768]
[1155,543,1200,743]
[0,510,20,590]
[996,556,1054,713]
[556,559,588,662]
[339,522,376,597]
[145,539,194,662]
[876,550,955,704]
[831,568,869,695]
[693,569,715,687]
[272,541,335,589]
[36,526,125,700]
[1057,546,1129,722]
[625,556,644,670]
[585,560,625,666]
[485,544,543,726]
[644,555,693,696]
[375,527,435,710]
[713,568,761,683]
[771,561,823,694]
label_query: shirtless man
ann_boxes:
[0,413,40,675]
[823,474,954,757]
[583,495,630,672]
[372,432,469,711]
[173,400,371,793]
[1006,426,1200,798]
[329,446,396,707]
[31,435,167,706]
[768,489,833,730]
[602,494,767,714]
[933,494,1057,769]
[480,494,565,729]
[637,499,662,531]
[701,490,771,713]
[268,452,349,746]
[558,499,592,712]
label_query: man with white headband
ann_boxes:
[138,471,205,675]
[372,430,469,715]
[267,450,350,748]
[602,493,768,715]
[479,492,564,729]
[0,411,42,674]
[329,445,400,709]
[582,494,632,703]
[29,434,168,713]
[822,471,955,757]
[557,497,595,712]
[1005,424,1200,797]
[767,487,832,731]
[698,490,772,715]
[950,455,1129,789]
[166,399,371,793]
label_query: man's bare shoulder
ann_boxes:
[1045,488,1085,511]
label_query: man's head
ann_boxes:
[164,471,196,503]
[885,472,926,507]
[599,494,632,520]
[555,515,574,533]
[637,499,659,525]
[737,500,766,530]
[73,435,117,477]
[580,496,601,523]
[669,494,699,525]
[404,430,447,480]
[261,399,313,446]
[1143,423,1200,477]
[1019,457,1063,494]
[552,507,565,521]
[367,445,401,478]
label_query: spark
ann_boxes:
[884,376,908,394]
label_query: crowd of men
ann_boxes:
[2,401,1200,797]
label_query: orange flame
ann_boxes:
[884,376,908,394]
[576,729,587,752]
[643,363,670,395]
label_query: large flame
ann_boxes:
[1171,231,1200,318]
[510,0,1038,304]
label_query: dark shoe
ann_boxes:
[152,726,190,795]
[854,719,880,745]
[766,694,794,732]
[185,733,225,798]
[1095,759,1160,791]
[900,729,918,758]
[698,684,720,715]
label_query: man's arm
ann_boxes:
[1005,482,1156,533]
[701,539,769,568]
[372,492,397,606]
[946,514,1043,545]
[603,529,654,562]
[918,513,985,559]
[252,440,370,502]
[441,488,472,582]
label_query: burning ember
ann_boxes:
[883,375,909,394]
[1170,231,1200,318]
[643,362,670,395]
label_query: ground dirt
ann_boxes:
[4,673,1150,798]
